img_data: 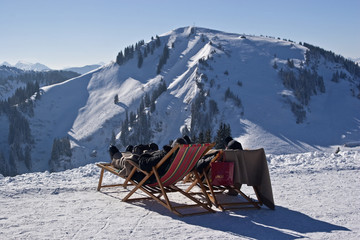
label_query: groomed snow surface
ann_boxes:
[1,147,359,239]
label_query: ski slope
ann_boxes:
[1,147,359,239]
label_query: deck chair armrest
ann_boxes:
[96,162,111,167]
[96,162,121,175]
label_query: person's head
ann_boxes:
[125,145,133,152]
[108,145,119,158]
[224,136,233,148]
[149,143,159,151]
[183,135,192,144]
[227,139,243,150]
[132,145,144,155]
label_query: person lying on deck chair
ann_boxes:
[224,136,243,195]
[131,136,192,183]
[194,136,243,196]
[109,145,139,177]
[195,136,243,172]
[108,136,191,183]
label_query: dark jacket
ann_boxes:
[132,145,174,184]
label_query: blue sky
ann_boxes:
[1,0,359,69]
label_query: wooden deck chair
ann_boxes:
[97,143,216,217]
[186,150,262,211]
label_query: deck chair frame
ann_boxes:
[186,150,262,211]
[97,143,216,217]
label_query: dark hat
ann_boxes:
[183,135,192,144]
[224,136,233,146]
[133,145,144,155]
[149,143,159,151]
[125,145,134,152]
[108,145,120,158]
[227,139,243,150]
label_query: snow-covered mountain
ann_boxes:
[0,65,80,101]
[0,61,12,67]
[13,61,51,71]
[1,26,360,175]
[1,61,105,74]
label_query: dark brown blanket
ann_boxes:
[223,148,275,209]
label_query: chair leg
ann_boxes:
[153,167,173,211]
[97,168,105,191]
[203,169,223,209]
[122,173,153,201]
[193,170,212,206]
[123,167,137,188]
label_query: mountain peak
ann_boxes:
[14,61,51,71]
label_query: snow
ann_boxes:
[1,147,359,239]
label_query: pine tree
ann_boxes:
[137,51,143,68]
[155,35,161,47]
[129,111,136,127]
[198,132,204,143]
[204,129,212,143]
[150,100,156,113]
[120,120,129,146]
[287,58,294,68]
[0,151,8,176]
[273,61,278,69]
[144,47,148,58]
[49,137,72,172]
[209,100,219,118]
[157,45,170,74]
[332,71,340,82]
[8,149,17,176]
[114,94,119,104]
[116,51,124,65]
[144,93,151,108]
[214,122,231,149]
[24,145,31,170]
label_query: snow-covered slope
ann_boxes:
[20,26,360,173]
[1,148,359,239]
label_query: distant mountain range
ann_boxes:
[0,61,51,71]
[1,26,359,176]
[0,61,104,74]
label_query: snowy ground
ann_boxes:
[1,147,359,239]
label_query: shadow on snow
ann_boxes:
[100,190,349,239]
